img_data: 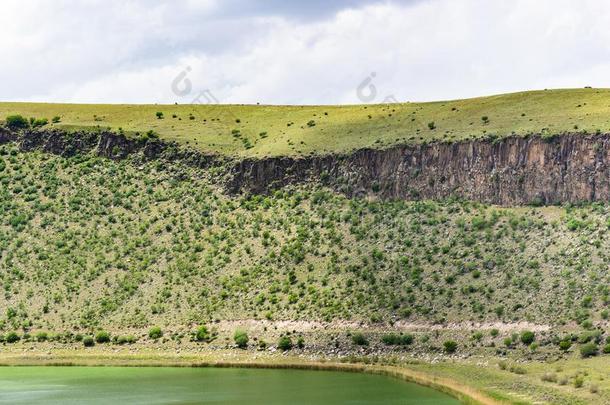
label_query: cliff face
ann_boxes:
[229,133,607,205]
[1,127,607,206]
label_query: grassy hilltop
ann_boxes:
[3,88,610,157]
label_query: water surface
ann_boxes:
[0,366,460,404]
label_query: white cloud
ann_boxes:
[2,0,610,104]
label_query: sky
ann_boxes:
[2,0,610,105]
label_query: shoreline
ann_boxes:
[0,351,500,405]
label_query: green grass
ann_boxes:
[3,88,610,157]
[406,355,610,405]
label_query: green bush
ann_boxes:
[195,325,211,342]
[559,340,572,352]
[443,340,458,353]
[5,115,29,130]
[148,326,163,339]
[580,343,598,358]
[52,116,61,123]
[83,336,95,347]
[520,331,535,345]
[5,332,20,343]
[381,333,413,346]
[602,344,610,354]
[351,332,368,346]
[35,332,48,342]
[31,118,49,128]
[296,337,305,349]
[234,330,249,349]
[95,331,111,343]
[278,336,293,351]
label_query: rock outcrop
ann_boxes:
[2,127,608,206]
[229,133,606,206]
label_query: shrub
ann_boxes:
[297,337,305,349]
[83,336,95,347]
[5,115,29,130]
[95,330,110,343]
[603,344,610,354]
[382,333,399,345]
[520,331,535,345]
[5,332,20,343]
[574,376,584,388]
[278,336,293,351]
[382,333,413,346]
[428,121,436,130]
[234,330,249,349]
[580,343,598,358]
[559,340,572,352]
[307,120,316,127]
[443,340,458,353]
[36,332,48,342]
[31,118,48,128]
[541,372,557,383]
[148,326,163,339]
[156,112,164,119]
[351,332,369,346]
[52,116,61,123]
[509,365,527,375]
[195,325,210,342]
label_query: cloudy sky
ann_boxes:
[2,0,610,105]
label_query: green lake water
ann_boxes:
[0,366,461,404]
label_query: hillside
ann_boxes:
[1,91,610,404]
[3,88,610,157]
[0,142,608,335]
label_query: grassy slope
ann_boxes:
[3,88,610,157]
[1,144,609,335]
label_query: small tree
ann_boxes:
[156,112,164,119]
[234,330,249,349]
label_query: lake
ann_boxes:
[0,366,461,404]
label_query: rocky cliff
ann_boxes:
[1,127,607,206]
[230,133,608,205]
